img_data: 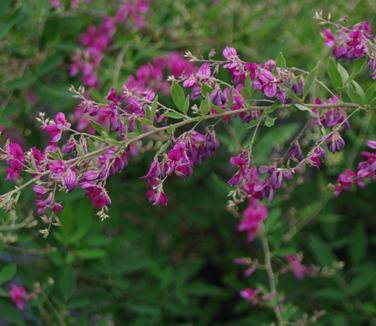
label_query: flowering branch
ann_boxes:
[1,16,376,323]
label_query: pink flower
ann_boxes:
[9,284,27,310]
[287,255,305,279]
[5,143,25,181]
[335,139,376,195]
[240,288,260,304]
[146,187,168,206]
[223,47,238,60]
[80,183,111,209]
[238,200,268,241]
[43,112,71,144]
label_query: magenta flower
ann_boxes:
[240,288,260,304]
[307,146,326,168]
[288,141,304,162]
[335,140,376,195]
[327,132,346,153]
[4,143,25,181]
[49,0,61,9]
[286,255,305,279]
[43,112,71,144]
[334,169,356,196]
[249,60,286,103]
[146,186,168,206]
[183,63,212,99]
[80,183,111,209]
[238,200,268,241]
[9,284,27,310]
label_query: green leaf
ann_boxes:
[0,264,16,285]
[59,267,75,300]
[48,151,61,160]
[365,83,376,104]
[201,84,213,97]
[199,97,210,115]
[246,119,259,129]
[183,95,190,114]
[275,52,286,68]
[303,64,318,99]
[346,271,376,297]
[135,119,143,135]
[327,57,343,89]
[349,57,367,80]
[225,88,234,111]
[349,223,367,264]
[265,116,277,127]
[210,102,225,113]
[337,62,349,85]
[0,300,24,324]
[241,74,253,100]
[294,104,310,111]
[346,80,365,104]
[90,120,106,135]
[171,81,186,112]
[76,249,107,260]
[151,95,159,116]
[0,7,25,40]
[35,54,63,78]
[155,140,171,157]
[165,111,183,120]
[308,234,335,266]
[6,75,36,90]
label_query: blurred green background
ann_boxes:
[0,0,376,325]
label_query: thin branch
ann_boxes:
[260,227,284,326]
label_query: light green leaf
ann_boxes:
[294,104,310,111]
[171,81,186,112]
[265,116,277,127]
[275,52,287,68]
[199,97,210,115]
[164,111,183,120]
[303,64,318,99]
[327,57,343,89]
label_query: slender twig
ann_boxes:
[260,227,284,326]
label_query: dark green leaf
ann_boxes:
[0,264,16,285]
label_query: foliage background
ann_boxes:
[0,0,375,324]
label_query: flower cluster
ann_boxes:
[335,140,376,195]
[115,0,150,29]
[306,96,349,168]
[228,151,292,240]
[70,1,150,87]
[323,20,376,79]
[1,143,25,181]
[70,16,116,87]
[127,52,195,96]
[221,47,303,102]
[72,52,193,133]
[143,128,219,205]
